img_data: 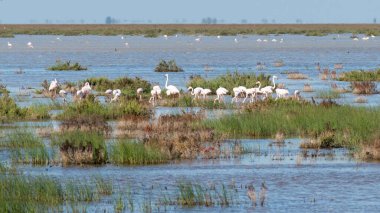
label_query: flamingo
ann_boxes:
[81,82,92,97]
[59,89,67,103]
[214,87,228,103]
[371,34,376,38]
[234,38,238,43]
[105,89,113,102]
[362,36,369,41]
[136,88,143,101]
[164,74,180,97]
[263,39,268,42]
[76,90,84,100]
[294,90,301,100]
[280,38,284,43]
[121,36,124,40]
[125,42,129,47]
[353,38,359,41]
[27,42,34,48]
[201,88,212,99]
[187,86,203,100]
[243,81,262,103]
[110,89,121,103]
[163,35,168,39]
[48,79,58,98]
[260,76,277,99]
[275,88,289,100]
[256,39,262,42]
[217,35,221,39]
[231,86,247,103]
[149,86,162,105]
[7,42,12,48]
[271,39,277,42]
[195,37,201,42]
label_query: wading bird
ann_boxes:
[48,79,58,98]
[110,89,121,103]
[7,42,12,48]
[149,85,162,105]
[27,42,34,48]
[136,88,143,101]
[275,88,289,100]
[214,87,228,103]
[188,86,203,100]
[59,89,67,103]
[243,81,262,103]
[260,76,277,99]
[164,74,180,97]
[201,88,212,99]
[81,82,92,97]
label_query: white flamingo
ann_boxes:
[231,86,247,103]
[76,90,84,100]
[136,88,144,101]
[217,35,221,39]
[163,35,168,39]
[81,82,92,96]
[105,89,113,102]
[110,89,121,103]
[280,38,284,43]
[201,88,212,99]
[294,90,301,100]
[260,76,277,99]
[243,81,262,103]
[27,42,34,48]
[263,39,268,42]
[7,42,12,48]
[214,87,228,103]
[188,86,203,100]
[149,86,162,105]
[257,38,262,42]
[275,88,289,100]
[271,39,277,42]
[164,74,180,97]
[59,89,67,102]
[195,37,201,42]
[362,36,369,41]
[48,79,58,98]
[234,38,238,43]
[125,42,129,47]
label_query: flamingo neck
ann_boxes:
[272,78,276,89]
[165,75,169,89]
[258,83,261,90]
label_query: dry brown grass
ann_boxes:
[287,73,308,80]
[357,135,380,161]
[351,81,378,94]
[60,115,111,136]
[116,112,224,159]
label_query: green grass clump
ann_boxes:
[339,69,380,81]
[51,131,107,165]
[204,99,380,149]
[84,77,151,97]
[187,71,271,94]
[154,59,183,72]
[0,93,26,121]
[316,90,341,99]
[47,60,87,71]
[109,140,169,165]
[57,96,149,120]
[1,131,43,148]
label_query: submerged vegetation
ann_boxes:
[47,60,87,71]
[154,59,183,72]
[339,69,380,81]
[187,71,271,94]
[2,24,380,37]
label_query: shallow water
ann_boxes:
[1,34,380,212]
[0,34,379,107]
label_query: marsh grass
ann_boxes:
[109,140,169,165]
[205,99,380,150]
[47,60,87,71]
[59,114,111,135]
[84,77,151,98]
[154,59,183,72]
[187,71,271,94]
[51,131,107,165]
[350,81,378,94]
[1,131,43,148]
[316,90,341,99]
[339,69,380,81]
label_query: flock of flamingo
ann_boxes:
[47,74,301,106]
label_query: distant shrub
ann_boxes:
[155,59,183,72]
[350,81,377,94]
[339,69,380,81]
[47,60,87,71]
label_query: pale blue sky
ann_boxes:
[0,0,378,24]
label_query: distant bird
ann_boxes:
[121,36,124,40]
[362,36,370,41]
[353,38,359,41]
[271,38,277,42]
[125,42,129,47]
[280,38,284,43]
[149,86,162,105]
[136,88,143,101]
[7,42,12,48]
[256,38,262,42]
[247,185,257,207]
[294,90,301,100]
[27,42,34,48]
[263,39,268,42]
[201,88,212,99]
[371,34,376,38]
[163,35,168,39]
[195,37,201,42]
[49,79,59,98]
[76,90,84,100]
[59,89,68,103]
[105,89,113,102]
[214,87,228,103]
[275,88,289,100]
[56,37,61,41]
[259,182,267,207]
[234,38,238,43]
[217,35,221,39]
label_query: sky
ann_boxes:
[0,0,379,24]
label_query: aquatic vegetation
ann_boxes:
[0,93,26,121]
[187,71,271,94]
[2,24,380,37]
[47,60,87,71]
[11,146,50,165]
[154,59,183,72]
[287,73,308,79]
[205,99,380,150]
[51,131,107,165]
[350,81,377,94]
[57,96,150,120]
[109,140,169,165]
[316,90,341,99]
[0,84,9,94]
[84,76,151,97]
[339,69,380,81]
[357,134,380,161]
[303,83,314,92]
[59,114,111,135]
[0,131,43,148]
[24,104,51,120]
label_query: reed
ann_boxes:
[350,81,377,94]
[287,73,308,79]
[339,69,380,81]
[154,59,183,72]
[205,99,380,150]
[316,90,341,99]
[109,140,169,165]
[51,131,107,165]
